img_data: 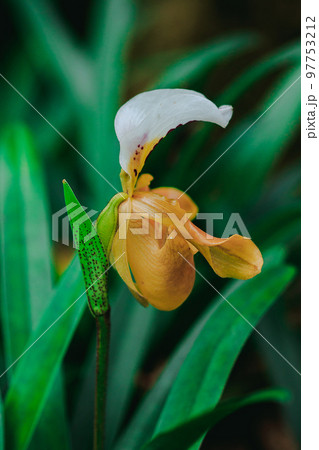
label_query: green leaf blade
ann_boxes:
[0,125,72,449]
[0,393,4,450]
[154,264,295,435]
[4,257,85,450]
[0,127,32,367]
[11,0,94,105]
[115,248,294,449]
[143,389,290,450]
[152,33,260,89]
[197,65,301,207]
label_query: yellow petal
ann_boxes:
[151,187,198,220]
[186,221,263,280]
[126,220,195,311]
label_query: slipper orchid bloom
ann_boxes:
[105,89,263,311]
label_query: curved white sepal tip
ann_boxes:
[115,88,233,178]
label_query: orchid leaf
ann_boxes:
[187,389,291,450]
[219,40,300,104]
[114,247,293,449]
[0,126,32,368]
[143,388,290,450]
[10,0,93,105]
[0,394,3,450]
[0,125,70,449]
[70,341,96,448]
[63,180,109,317]
[195,65,301,207]
[152,33,260,89]
[106,300,161,447]
[29,375,71,450]
[0,58,35,124]
[113,303,209,450]
[152,263,296,438]
[257,303,301,440]
[4,257,85,450]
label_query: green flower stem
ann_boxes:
[94,311,111,450]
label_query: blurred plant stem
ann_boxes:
[94,311,111,450]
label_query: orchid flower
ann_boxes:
[98,89,263,311]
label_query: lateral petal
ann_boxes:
[186,221,263,280]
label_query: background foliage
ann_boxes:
[0,0,300,449]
